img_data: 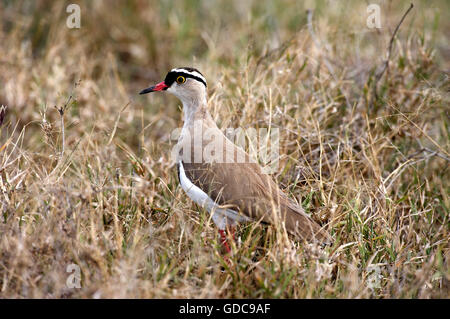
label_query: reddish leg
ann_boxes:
[218,229,231,254]
[218,226,237,255]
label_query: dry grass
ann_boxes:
[0,0,448,298]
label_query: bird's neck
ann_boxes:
[181,95,215,128]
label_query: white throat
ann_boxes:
[182,94,207,125]
[167,83,208,126]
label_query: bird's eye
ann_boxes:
[176,76,186,84]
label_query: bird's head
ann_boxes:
[140,67,207,106]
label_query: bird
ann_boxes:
[140,67,331,253]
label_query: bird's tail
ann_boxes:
[282,202,332,245]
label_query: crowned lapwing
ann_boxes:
[140,67,331,253]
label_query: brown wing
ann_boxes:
[182,161,331,243]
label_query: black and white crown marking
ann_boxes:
[164,67,207,88]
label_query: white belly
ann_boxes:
[178,161,250,229]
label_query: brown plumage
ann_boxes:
[180,113,331,244]
[140,67,332,247]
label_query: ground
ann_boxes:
[0,0,448,298]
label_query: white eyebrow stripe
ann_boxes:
[171,68,207,84]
